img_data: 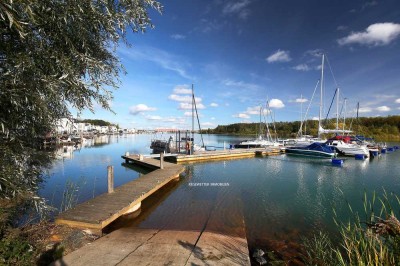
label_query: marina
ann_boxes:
[43,133,400,263]
[2,1,400,265]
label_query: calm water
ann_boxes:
[40,134,400,257]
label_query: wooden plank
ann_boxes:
[51,228,160,266]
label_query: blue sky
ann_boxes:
[79,0,400,129]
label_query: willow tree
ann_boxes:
[0,1,162,202]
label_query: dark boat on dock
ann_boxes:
[285,142,336,158]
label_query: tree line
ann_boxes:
[203,115,400,141]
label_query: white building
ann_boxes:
[56,118,77,134]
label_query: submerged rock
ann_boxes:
[252,248,265,258]
[254,256,267,265]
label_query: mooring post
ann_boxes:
[160,153,164,169]
[107,165,114,193]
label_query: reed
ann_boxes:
[59,178,86,213]
[302,191,400,265]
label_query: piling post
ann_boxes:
[107,166,114,193]
[160,153,164,169]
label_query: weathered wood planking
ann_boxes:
[174,147,283,163]
[52,182,250,266]
[55,157,184,230]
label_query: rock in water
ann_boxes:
[252,248,265,258]
[254,256,267,265]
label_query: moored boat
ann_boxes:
[325,135,369,157]
[285,142,336,158]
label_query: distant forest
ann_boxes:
[202,115,400,141]
[77,119,118,127]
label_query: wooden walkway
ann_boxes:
[55,157,185,231]
[173,147,283,163]
[53,180,250,265]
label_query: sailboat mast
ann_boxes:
[191,84,194,150]
[300,94,303,137]
[336,87,339,131]
[318,54,324,138]
[259,106,262,138]
[343,98,347,134]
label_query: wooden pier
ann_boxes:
[53,149,284,264]
[53,176,250,266]
[55,156,185,232]
[170,147,283,163]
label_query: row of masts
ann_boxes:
[298,53,357,139]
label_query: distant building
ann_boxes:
[56,118,77,134]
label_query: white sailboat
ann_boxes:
[316,54,369,157]
[235,103,280,148]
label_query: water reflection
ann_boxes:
[40,135,400,260]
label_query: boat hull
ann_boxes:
[285,148,335,158]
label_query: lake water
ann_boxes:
[40,134,400,259]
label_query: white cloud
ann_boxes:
[223,79,260,90]
[223,0,250,14]
[173,84,192,94]
[235,106,270,118]
[163,117,177,122]
[222,0,251,19]
[358,107,373,113]
[146,115,162,120]
[376,106,391,112]
[197,18,224,33]
[266,50,291,63]
[129,104,156,115]
[305,49,323,57]
[312,117,319,121]
[395,98,400,103]
[245,106,261,115]
[210,103,219,107]
[269,99,285,108]
[233,113,250,119]
[295,98,308,103]
[292,64,311,71]
[120,46,193,79]
[202,122,214,127]
[337,25,348,31]
[338,23,400,46]
[211,117,216,120]
[362,1,378,10]
[183,111,203,118]
[179,102,205,110]
[169,94,202,103]
[170,34,186,40]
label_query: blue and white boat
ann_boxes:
[285,142,336,158]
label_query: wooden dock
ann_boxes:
[170,147,283,163]
[53,150,285,264]
[55,156,185,231]
[53,178,250,265]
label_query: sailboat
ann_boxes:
[286,53,368,158]
[282,83,326,147]
[315,55,369,157]
[150,85,205,154]
[234,103,280,148]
